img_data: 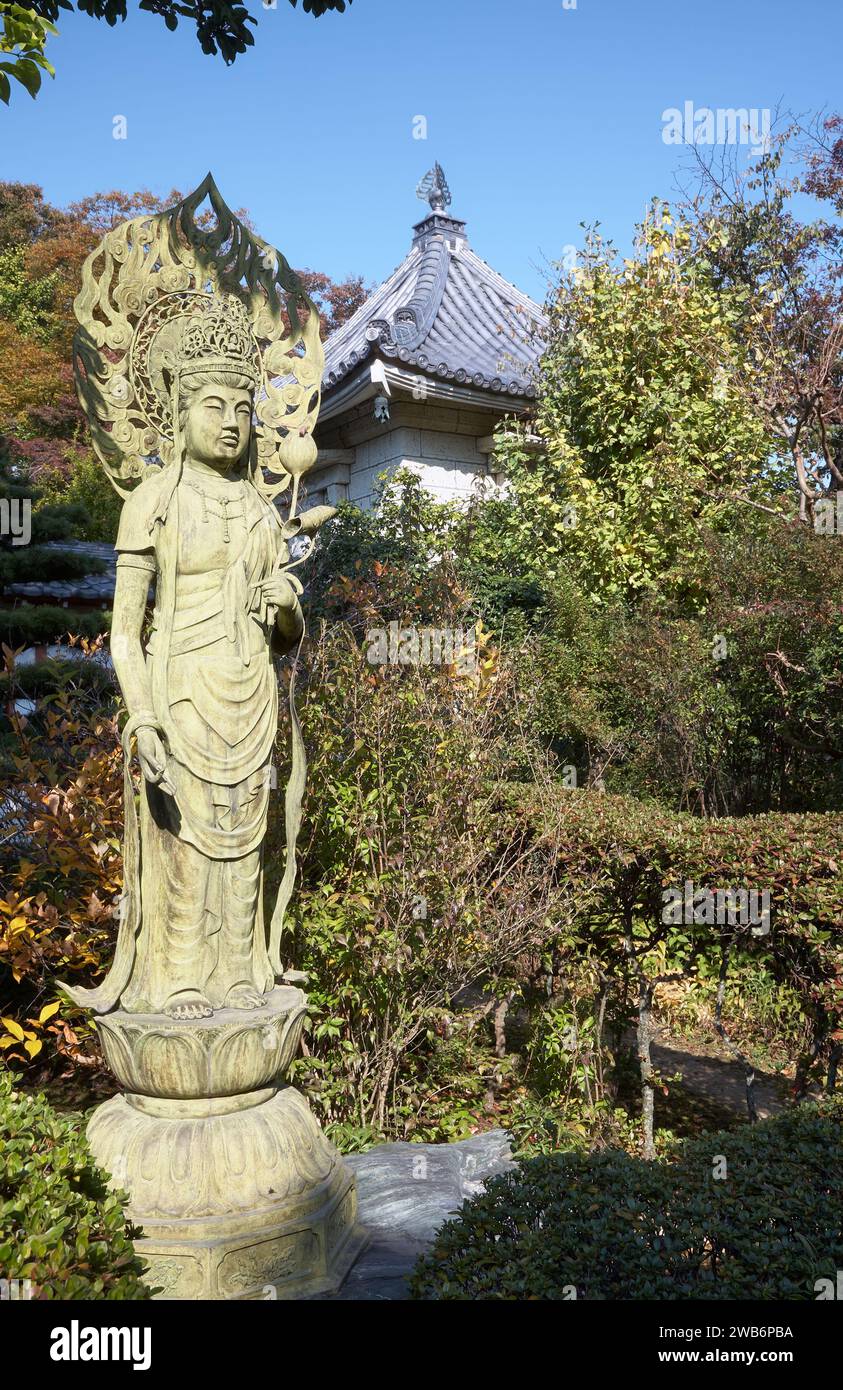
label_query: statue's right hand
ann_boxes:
[135,727,175,795]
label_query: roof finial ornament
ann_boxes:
[416,162,451,213]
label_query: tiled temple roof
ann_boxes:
[322,170,547,401]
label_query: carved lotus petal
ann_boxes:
[96,987,307,1099]
[135,1030,208,1097]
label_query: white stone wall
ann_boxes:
[340,426,490,510]
[308,393,515,512]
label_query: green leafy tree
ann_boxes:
[8,0,350,101]
[499,207,773,610]
[0,244,61,340]
[0,2,55,104]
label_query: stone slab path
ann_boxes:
[313,1130,514,1300]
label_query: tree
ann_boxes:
[498,206,772,610]
[0,182,94,454]
[0,181,67,248]
[0,318,73,435]
[5,0,351,101]
[0,3,55,104]
[296,268,371,338]
[684,118,843,524]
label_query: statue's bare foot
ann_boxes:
[164,992,213,1020]
[225,985,268,1009]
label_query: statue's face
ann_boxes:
[183,382,253,469]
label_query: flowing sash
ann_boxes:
[268,630,306,976]
[57,712,160,1014]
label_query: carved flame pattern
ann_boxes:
[72,174,323,507]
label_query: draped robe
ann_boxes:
[111,467,286,1014]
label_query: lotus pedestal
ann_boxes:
[86,986,366,1300]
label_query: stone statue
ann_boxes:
[76,293,303,1021]
[60,177,365,1299]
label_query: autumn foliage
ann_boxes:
[0,654,123,1088]
[0,180,368,476]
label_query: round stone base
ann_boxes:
[87,1085,367,1300]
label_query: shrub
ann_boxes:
[410,1098,843,1300]
[0,605,111,649]
[0,686,124,1083]
[0,657,114,703]
[35,450,123,545]
[518,512,843,818]
[27,502,91,546]
[0,1071,151,1299]
[308,469,544,636]
[277,617,571,1138]
[0,546,106,587]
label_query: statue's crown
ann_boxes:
[176,294,257,382]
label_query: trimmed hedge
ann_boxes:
[0,1072,152,1299]
[0,547,107,587]
[0,606,111,649]
[0,658,115,701]
[505,787,843,938]
[410,1098,843,1300]
[497,788,843,1073]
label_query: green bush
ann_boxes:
[410,1098,843,1300]
[0,605,111,648]
[29,503,92,546]
[0,546,106,587]
[0,1072,152,1299]
[521,512,843,817]
[35,451,123,545]
[0,657,115,700]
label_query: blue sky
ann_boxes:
[4,0,842,303]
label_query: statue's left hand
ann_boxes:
[136,726,176,797]
[255,572,302,613]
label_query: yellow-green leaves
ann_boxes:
[499,211,772,610]
[0,4,56,104]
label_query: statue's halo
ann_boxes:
[72,175,324,505]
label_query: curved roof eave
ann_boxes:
[320,200,548,406]
[318,358,537,425]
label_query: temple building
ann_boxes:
[306,165,546,511]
